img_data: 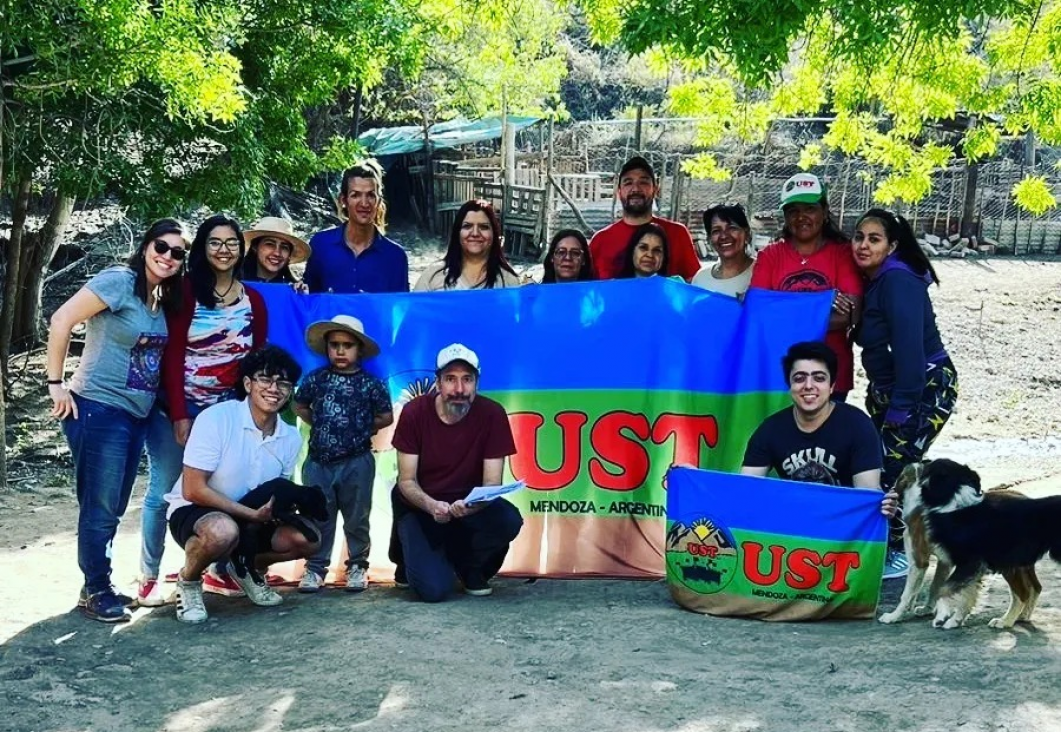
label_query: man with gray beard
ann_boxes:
[389,344,523,602]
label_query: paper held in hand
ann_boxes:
[464,481,526,506]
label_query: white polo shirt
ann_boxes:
[164,398,302,518]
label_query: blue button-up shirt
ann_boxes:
[303,226,410,294]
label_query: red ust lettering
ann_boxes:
[784,548,822,590]
[509,412,588,491]
[650,414,719,467]
[741,542,786,585]
[820,552,861,592]
[588,411,651,491]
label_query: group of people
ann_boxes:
[46,152,956,623]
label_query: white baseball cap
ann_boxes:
[436,343,480,373]
[780,173,826,208]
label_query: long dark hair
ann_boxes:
[441,200,517,288]
[543,229,593,283]
[781,195,849,244]
[857,208,939,285]
[189,214,246,307]
[126,218,187,314]
[617,222,669,279]
[240,236,296,284]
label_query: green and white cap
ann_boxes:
[780,173,826,208]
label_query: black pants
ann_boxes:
[388,488,523,602]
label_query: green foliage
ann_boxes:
[582,0,1061,213]
[1,0,426,218]
[1012,175,1058,215]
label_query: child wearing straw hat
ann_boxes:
[292,315,393,592]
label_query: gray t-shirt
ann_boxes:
[69,266,169,418]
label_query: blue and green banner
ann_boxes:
[666,467,887,619]
[250,278,833,578]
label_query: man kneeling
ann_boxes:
[390,344,523,602]
[164,345,319,623]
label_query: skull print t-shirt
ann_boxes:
[742,402,883,487]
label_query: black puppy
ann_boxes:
[231,478,327,584]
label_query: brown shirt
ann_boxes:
[392,394,516,502]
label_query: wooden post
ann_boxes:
[421,112,435,234]
[634,105,644,152]
[542,118,555,256]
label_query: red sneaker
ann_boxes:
[203,570,246,597]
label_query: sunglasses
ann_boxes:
[152,239,187,260]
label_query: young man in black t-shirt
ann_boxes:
[741,341,905,578]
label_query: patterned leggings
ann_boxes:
[866,357,959,491]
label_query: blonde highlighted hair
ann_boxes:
[339,158,387,233]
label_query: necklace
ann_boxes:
[213,277,236,301]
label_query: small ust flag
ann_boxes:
[666,468,887,620]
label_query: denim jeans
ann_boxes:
[302,451,376,577]
[63,393,150,594]
[391,488,523,603]
[141,401,205,578]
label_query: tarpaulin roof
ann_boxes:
[357,116,541,157]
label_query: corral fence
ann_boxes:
[426,117,1061,259]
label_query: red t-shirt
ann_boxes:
[749,239,864,393]
[392,394,517,502]
[589,216,701,281]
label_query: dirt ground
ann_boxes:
[3,256,1061,732]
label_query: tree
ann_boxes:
[0,0,427,486]
[580,0,1061,214]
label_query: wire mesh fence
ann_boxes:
[534,119,1061,256]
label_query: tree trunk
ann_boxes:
[1,170,33,379]
[350,82,364,139]
[14,190,75,351]
[959,115,980,239]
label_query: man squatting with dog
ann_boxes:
[741,341,899,521]
[164,345,321,623]
[388,343,524,602]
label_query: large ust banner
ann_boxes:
[251,279,833,579]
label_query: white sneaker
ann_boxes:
[345,566,369,592]
[136,577,170,607]
[175,575,208,623]
[299,570,324,594]
[232,571,283,606]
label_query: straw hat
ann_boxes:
[244,216,311,264]
[305,315,380,359]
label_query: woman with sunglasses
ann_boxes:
[46,219,187,622]
[542,229,593,283]
[140,214,268,606]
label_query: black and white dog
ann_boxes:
[232,478,327,585]
[888,458,1061,629]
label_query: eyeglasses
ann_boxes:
[252,373,294,394]
[152,239,187,260]
[553,248,583,260]
[207,238,241,251]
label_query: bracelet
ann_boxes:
[47,379,63,385]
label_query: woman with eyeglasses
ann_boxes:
[140,213,269,606]
[542,229,593,283]
[692,204,756,297]
[46,219,188,622]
